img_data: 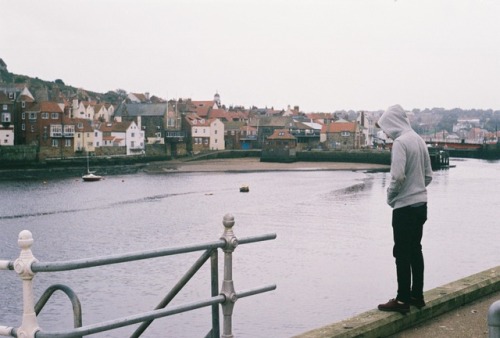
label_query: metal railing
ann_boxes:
[0,214,276,338]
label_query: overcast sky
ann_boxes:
[2,0,500,112]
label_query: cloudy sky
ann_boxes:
[2,0,500,112]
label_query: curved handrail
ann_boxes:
[35,284,82,332]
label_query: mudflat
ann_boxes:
[144,157,390,173]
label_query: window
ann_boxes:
[51,125,62,136]
[22,101,26,108]
[22,123,25,131]
[65,139,71,147]
[131,141,135,148]
[52,139,59,147]
[341,131,351,137]
[22,112,26,120]
[29,112,37,120]
[131,132,135,138]
[64,125,75,136]
[51,113,59,119]
[41,113,49,119]
[2,104,7,110]
[1,113,10,123]
[215,130,217,134]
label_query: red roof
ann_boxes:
[324,122,357,133]
[32,101,64,113]
[267,129,296,140]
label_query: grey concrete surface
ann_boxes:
[389,289,500,337]
[293,266,500,338]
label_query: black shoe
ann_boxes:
[378,298,410,314]
[410,297,426,309]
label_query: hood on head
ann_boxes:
[376,104,411,139]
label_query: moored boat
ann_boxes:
[82,152,102,181]
[82,172,102,182]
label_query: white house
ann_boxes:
[209,118,225,150]
[124,121,145,155]
[0,127,13,146]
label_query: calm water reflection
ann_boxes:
[0,158,498,337]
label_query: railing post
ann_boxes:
[13,230,40,338]
[489,300,500,338]
[220,214,238,338]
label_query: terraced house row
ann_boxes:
[0,86,375,160]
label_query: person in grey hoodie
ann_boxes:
[376,104,433,314]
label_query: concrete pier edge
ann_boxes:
[293,266,500,338]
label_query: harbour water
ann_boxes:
[0,158,498,337]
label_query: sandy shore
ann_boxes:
[144,157,390,173]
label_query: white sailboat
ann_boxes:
[82,152,102,182]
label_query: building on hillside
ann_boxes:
[70,100,87,119]
[224,121,246,150]
[289,121,321,150]
[115,101,186,157]
[127,92,150,103]
[239,124,258,150]
[93,103,112,122]
[209,118,224,150]
[184,114,225,153]
[356,111,375,148]
[0,91,14,146]
[282,105,301,117]
[74,118,95,153]
[0,125,13,146]
[115,103,167,143]
[98,120,145,155]
[306,112,337,125]
[322,121,364,150]
[14,87,36,145]
[23,101,75,159]
[184,92,222,118]
[164,100,187,157]
[251,116,294,148]
[261,129,297,162]
[0,95,13,150]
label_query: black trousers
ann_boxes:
[392,203,427,303]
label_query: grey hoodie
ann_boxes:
[377,105,433,209]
